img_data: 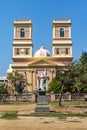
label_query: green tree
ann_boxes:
[80,51,87,64]
[7,71,28,94]
[48,62,78,106]
[48,51,87,105]
[48,78,62,94]
[0,84,8,94]
[48,63,76,94]
[64,54,87,94]
[58,63,76,106]
[74,52,87,94]
[0,84,8,102]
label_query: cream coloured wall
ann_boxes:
[55,26,70,38]
[13,20,33,60]
[13,46,33,57]
[52,19,72,58]
[14,26,30,39]
[52,46,72,57]
[12,19,73,92]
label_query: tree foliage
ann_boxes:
[7,71,28,94]
[48,78,62,94]
[80,51,87,64]
[48,51,87,94]
[0,84,8,94]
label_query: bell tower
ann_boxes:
[13,20,33,59]
[52,19,72,58]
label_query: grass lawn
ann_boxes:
[0,101,86,120]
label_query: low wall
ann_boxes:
[50,93,85,102]
[0,93,86,102]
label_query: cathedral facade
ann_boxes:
[12,19,73,92]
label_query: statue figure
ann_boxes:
[39,70,47,91]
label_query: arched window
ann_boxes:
[20,28,25,37]
[60,28,64,37]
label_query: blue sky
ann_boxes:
[0,0,87,76]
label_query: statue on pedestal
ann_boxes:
[34,69,50,113]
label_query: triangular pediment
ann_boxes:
[28,58,57,67]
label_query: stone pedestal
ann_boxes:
[35,90,50,113]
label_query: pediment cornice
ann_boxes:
[28,58,57,67]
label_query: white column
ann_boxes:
[53,26,55,39]
[14,27,15,39]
